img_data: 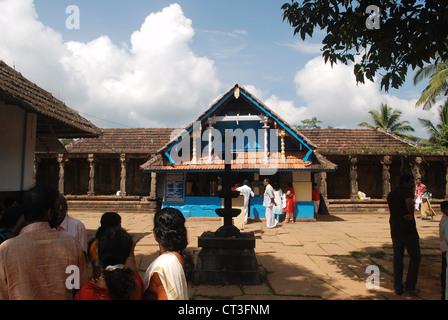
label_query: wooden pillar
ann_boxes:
[315,171,327,200]
[150,172,157,200]
[381,155,392,199]
[349,156,358,200]
[57,154,66,195]
[120,153,127,196]
[87,154,95,196]
[278,129,286,163]
[413,156,423,180]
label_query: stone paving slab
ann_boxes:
[71,211,445,300]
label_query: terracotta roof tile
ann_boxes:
[299,128,418,151]
[141,151,336,172]
[0,60,101,137]
[66,128,175,154]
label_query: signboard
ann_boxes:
[165,173,185,203]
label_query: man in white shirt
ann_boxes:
[263,178,277,228]
[55,195,88,255]
[236,180,254,224]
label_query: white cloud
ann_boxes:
[242,85,311,128]
[0,1,221,128]
[293,57,439,138]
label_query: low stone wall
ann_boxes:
[66,195,160,213]
[328,199,444,214]
[65,196,445,215]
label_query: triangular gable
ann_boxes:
[161,84,316,164]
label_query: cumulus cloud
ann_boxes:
[0,1,221,128]
[293,56,439,138]
[242,84,311,127]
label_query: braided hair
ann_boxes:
[97,226,136,300]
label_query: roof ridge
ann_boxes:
[375,128,421,148]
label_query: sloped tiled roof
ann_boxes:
[140,150,337,172]
[158,84,318,154]
[0,60,101,138]
[66,128,175,154]
[299,128,420,152]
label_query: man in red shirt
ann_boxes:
[414,178,426,211]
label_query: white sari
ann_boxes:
[143,252,188,300]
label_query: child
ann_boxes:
[439,201,448,300]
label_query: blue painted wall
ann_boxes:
[162,196,315,219]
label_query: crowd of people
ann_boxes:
[233,178,319,228]
[0,185,191,300]
[3,175,448,300]
[262,179,319,228]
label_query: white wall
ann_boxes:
[0,102,37,192]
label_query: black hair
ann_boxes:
[87,212,122,263]
[272,182,281,191]
[399,173,415,185]
[154,207,187,251]
[97,226,135,300]
[153,207,193,281]
[96,212,121,238]
[22,186,59,222]
[441,201,448,210]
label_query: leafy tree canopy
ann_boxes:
[282,0,448,91]
[295,117,323,129]
[358,103,415,140]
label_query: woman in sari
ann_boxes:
[284,182,296,223]
[421,187,437,220]
[143,207,192,300]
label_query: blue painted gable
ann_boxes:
[163,84,315,164]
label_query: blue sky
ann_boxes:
[0,0,437,138]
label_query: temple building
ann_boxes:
[31,84,448,218]
[140,84,337,219]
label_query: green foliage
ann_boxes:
[281,0,448,92]
[358,103,415,139]
[294,117,322,129]
[418,101,448,147]
[59,138,74,146]
[414,56,448,110]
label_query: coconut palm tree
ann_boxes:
[414,56,448,110]
[358,103,416,140]
[417,101,448,147]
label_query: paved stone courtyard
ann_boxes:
[71,211,444,300]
